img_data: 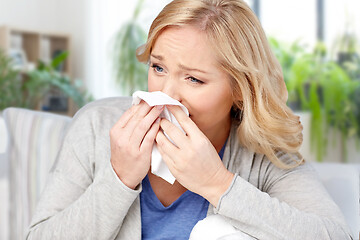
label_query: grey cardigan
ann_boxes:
[27,97,352,240]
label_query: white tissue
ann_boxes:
[132,91,189,184]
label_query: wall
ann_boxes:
[83,0,138,99]
[262,0,317,46]
[0,0,87,86]
[85,0,172,99]
[0,0,173,100]
[325,0,360,50]
[261,0,360,50]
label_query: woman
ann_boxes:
[27,0,352,239]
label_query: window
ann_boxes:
[261,0,317,46]
[86,0,360,98]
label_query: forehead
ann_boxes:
[151,26,219,67]
[155,26,205,48]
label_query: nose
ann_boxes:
[161,78,181,102]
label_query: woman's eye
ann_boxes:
[188,76,204,84]
[151,64,164,73]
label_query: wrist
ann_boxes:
[204,170,234,207]
[111,160,139,190]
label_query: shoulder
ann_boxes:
[226,124,314,189]
[252,150,316,192]
[227,121,306,171]
[73,97,132,119]
[66,97,132,140]
[73,97,132,123]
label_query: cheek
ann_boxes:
[189,95,222,118]
[147,71,158,92]
[192,89,233,121]
[205,86,233,109]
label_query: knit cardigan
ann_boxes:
[27,97,352,240]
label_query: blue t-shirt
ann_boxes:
[140,142,226,239]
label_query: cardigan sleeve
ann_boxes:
[214,156,353,240]
[26,99,140,240]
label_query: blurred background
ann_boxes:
[0,0,360,239]
[0,0,359,161]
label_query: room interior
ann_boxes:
[0,0,359,239]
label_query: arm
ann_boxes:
[26,105,141,240]
[215,158,353,240]
[156,106,352,240]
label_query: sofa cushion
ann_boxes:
[312,162,359,238]
[3,108,72,240]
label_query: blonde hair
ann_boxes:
[137,0,304,168]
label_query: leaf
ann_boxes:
[110,0,147,95]
[270,36,360,162]
[0,50,23,109]
[51,51,69,70]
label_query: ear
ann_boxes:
[231,103,243,122]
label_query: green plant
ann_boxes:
[270,38,360,161]
[333,31,360,139]
[333,31,360,79]
[269,37,307,107]
[0,50,22,110]
[25,51,93,109]
[353,85,360,137]
[0,50,92,111]
[111,0,148,95]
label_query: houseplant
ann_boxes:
[25,51,92,110]
[270,38,360,161]
[0,49,22,110]
[333,31,360,138]
[268,38,307,109]
[111,0,148,95]
[0,50,92,112]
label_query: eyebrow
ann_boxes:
[151,54,163,61]
[150,54,208,74]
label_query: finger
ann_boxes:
[155,138,177,175]
[166,105,198,137]
[159,118,188,148]
[112,101,149,131]
[126,101,153,128]
[116,102,152,139]
[140,117,160,153]
[115,102,151,139]
[111,102,153,142]
[156,128,180,158]
[112,104,141,130]
[130,105,164,145]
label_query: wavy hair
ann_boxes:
[137,0,304,168]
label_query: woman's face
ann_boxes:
[148,25,233,146]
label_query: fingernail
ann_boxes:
[156,118,160,124]
[156,105,164,110]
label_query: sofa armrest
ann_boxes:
[3,108,72,240]
[312,162,359,239]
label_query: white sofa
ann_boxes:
[0,107,359,240]
[1,108,71,240]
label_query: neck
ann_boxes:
[208,118,232,153]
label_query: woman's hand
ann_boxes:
[155,105,234,207]
[110,102,164,189]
